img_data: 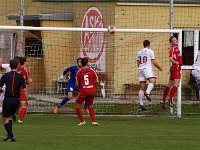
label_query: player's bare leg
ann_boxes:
[75,103,85,125]
[139,82,147,111]
[18,101,28,124]
[168,79,180,107]
[145,78,156,102]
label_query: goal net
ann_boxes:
[0,26,183,117]
[0,0,200,117]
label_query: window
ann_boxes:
[25,38,43,57]
[182,31,194,65]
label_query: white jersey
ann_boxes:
[193,51,200,70]
[136,48,155,70]
[1,64,11,73]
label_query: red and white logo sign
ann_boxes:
[80,7,106,72]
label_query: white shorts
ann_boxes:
[138,68,156,83]
[192,70,200,84]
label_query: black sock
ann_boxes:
[4,121,13,138]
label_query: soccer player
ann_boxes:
[191,50,200,100]
[53,58,89,114]
[75,57,99,125]
[0,59,27,142]
[137,40,162,111]
[162,36,182,108]
[17,57,32,124]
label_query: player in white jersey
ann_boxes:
[0,64,11,113]
[136,40,162,111]
[192,50,200,85]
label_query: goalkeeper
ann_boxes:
[53,58,89,114]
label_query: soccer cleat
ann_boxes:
[17,119,23,124]
[53,106,60,114]
[78,121,86,126]
[4,137,16,142]
[140,105,147,111]
[160,101,166,109]
[169,100,174,107]
[92,122,100,126]
[144,92,151,102]
[85,108,90,115]
[12,114,16,122]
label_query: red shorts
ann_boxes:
[76,91,95,105]
[170,68,181,80]
[19,87,28,101]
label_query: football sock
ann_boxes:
[4,120,13,138]
[58,97,70,108]
[75,108,84,122]
[19,108,27,121]
[146,83,154,94]
[89,108,95,122]
[169,86,178,101]
[139,90,144,106]
[163,86,170,102]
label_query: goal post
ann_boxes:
[0,25,183,117]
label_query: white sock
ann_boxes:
[139,90,144,106]
[146,83,154,94]
[0,107,2,113]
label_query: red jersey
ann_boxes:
[76,67,98,93]
[17,66,30,82]
[169,46,182,69]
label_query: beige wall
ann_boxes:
[0,1,199,93]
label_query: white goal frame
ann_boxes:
[0,26,183,118]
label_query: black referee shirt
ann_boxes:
[0,71,26,98]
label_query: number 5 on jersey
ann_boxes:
[84,75,89,85]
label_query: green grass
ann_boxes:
[0,114,200,150]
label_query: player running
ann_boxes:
[162,36,182,108]
[53,58,89,114]
[17,57,32,124]
[137,40,162,111]
[75,57,99,126]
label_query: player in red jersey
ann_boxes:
[75,57,99,126]
[16,57,32,124]
[161,36,182,108]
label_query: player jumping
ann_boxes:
[75,57,99,125]
[53,58,89,114]
[137,40,162,111]
[162,36,182,108]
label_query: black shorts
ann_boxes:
[2,97,19,117]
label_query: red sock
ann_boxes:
[169,86,178,101]
[75,108,84,122]
[163,86,170,101]
[19,108,27,121]
[89,108,95,122]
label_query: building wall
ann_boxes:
[0,1,198,94]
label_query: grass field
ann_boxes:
[0,114,200,150]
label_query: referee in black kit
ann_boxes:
[0,59,27,142]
